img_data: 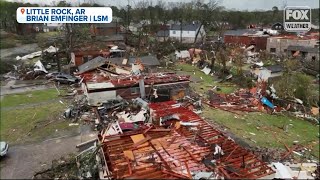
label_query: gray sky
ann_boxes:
[9,0,320,11]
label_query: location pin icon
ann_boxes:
[21,8,25,14]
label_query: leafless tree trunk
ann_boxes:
[194,23,202,44]
[65,23,74,62]
[180,19,183,43]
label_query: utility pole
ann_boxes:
[126,0,130,44]
[127,0,130,28]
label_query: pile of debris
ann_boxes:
[95,97,134,132]
[2,60,48,81]
[16,46,58,61]
[206,89,260,113]
[64,95,91,122]
[204,81,319,124]
[76,142,100,179]
[266,162,319,179]
[33,155,78,179]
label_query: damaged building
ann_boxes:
[223,29,270,51]
[97,101,275,179]
[70,46,126,69]
[76,54,160,75]
[286,45,319,61]
[266,34,319,60]
[80,72,190,106]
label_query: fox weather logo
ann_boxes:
[284,6,311,32]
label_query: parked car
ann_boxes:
[53,74,79,84]
[45,72,63,79]
[0,141,9,157]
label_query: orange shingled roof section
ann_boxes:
[100,101,275,179]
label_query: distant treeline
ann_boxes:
[0,0,319,34]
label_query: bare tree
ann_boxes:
[216,47,228,73]
[232,47,245,75]
[156,1,168,41]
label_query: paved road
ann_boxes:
[1,80,52,95]
[0,43,39,59]
[0,131,97,179]
[0,80,54,101]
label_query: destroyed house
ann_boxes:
[266,35,319,57]
[70,50,111,67]
[98,101,275,179]
[224,29,269,50]
[81,73,190,106]
[77,56,110,74]
[107,55,160,67]
[287,45,319,61]
[76,55,160,75]
[71,51,104,67]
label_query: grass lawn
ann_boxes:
[36,31,60,40]
[174,63,319,159]
[0,39,16,49]
[1,89,59,107]
[202,106,319,158]
[0,101,78,144]
[175,63,237,94]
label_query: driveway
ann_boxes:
[0,130,97,179]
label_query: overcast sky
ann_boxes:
[9,0,320,11]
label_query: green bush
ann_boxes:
[274,72,315,106]
[0,59,16,74]
[0,40,16,49]
[233,75,254,88]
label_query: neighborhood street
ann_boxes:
[0,129,96,179]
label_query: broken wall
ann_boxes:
[266,38,318,55]
[171,89,185,100]
[116,87,141,100]
[224,35,268,50]
[88,91,117,106]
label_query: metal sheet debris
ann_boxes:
[201,66,211,75]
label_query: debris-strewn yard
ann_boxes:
[0,89,79,144]
[175,63,237,94]
[202,99,319,158]
[175,63,319,159]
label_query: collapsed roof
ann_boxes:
[77,55,161,74]
[99,101,275,179]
